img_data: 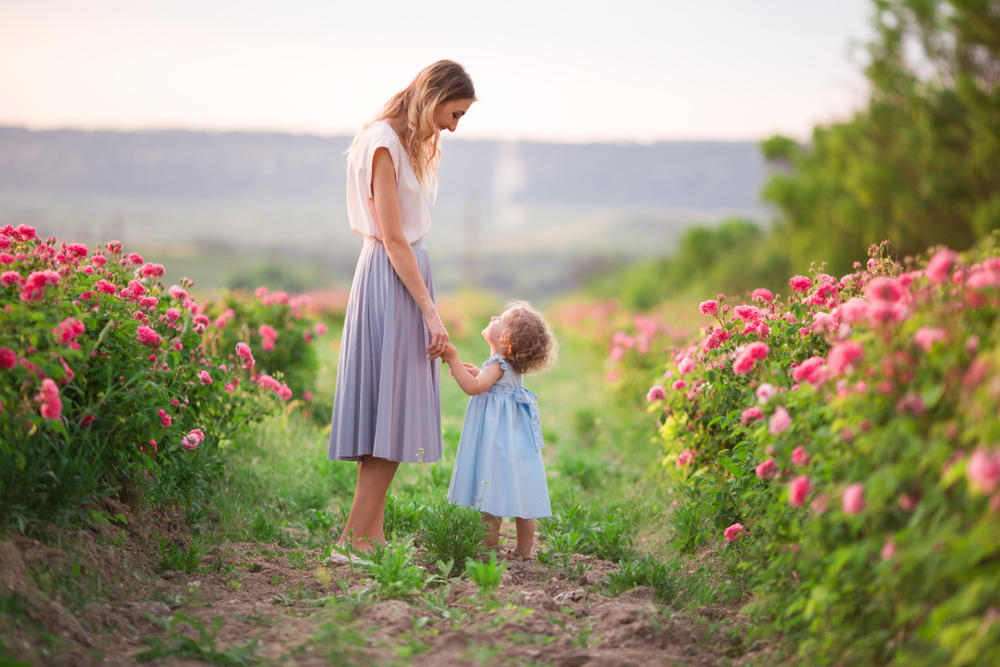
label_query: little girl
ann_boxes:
[441,301,556,559]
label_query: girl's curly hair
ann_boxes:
[498,301,557,375]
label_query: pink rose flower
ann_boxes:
[913,327,946,353]
[36,378,62,420]
[842,482,865,514]
[791,445,810,466]
[646,385,665,402]
[127,252,144,265]
[791,356,826,386]
[880,540,896,561]
[671,379,687,390]
[756,383,776,404]
[723,523,745,542]
[235,342,255,369]
[967,448,1000,494]
[52,317,85,344]
[181,428,205,450]
[0,347,15,369]
[136,325,162,347]
[750,288,773,302]
[158,409,172,427]
[827,341,864,376]
[811,493,829,514]
[676,450,695,467]
[864,276,906,303]
[258,324,278,340]
[789,275,812,292]
[732,353,755,375]
[898,493,916,512]
[789,475,812,506]
[734,305,762,322]
[140,262,165,278]
[699,300,718,316]
[769,407,791,435]
[755,459,777,479]
[741,406,763,425]
[925,249,957,284]
[677,357,694,374]
[197,370,212,385]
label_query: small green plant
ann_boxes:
[155,537,205,574]
[135,612,260,665]
[603,556,684,604]
[310,611,369,666]
[303,508,335,536]
[584,519,634,562]
[417,501,488,570]
[362,540,426,599]
[287,551,310,570]
[573,626,593,648]
[393,633,431,658]
[464,551,507,596]
[383,496,424,541]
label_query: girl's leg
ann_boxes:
[337,455,399,553]
[514,518,535,559]
[482,513,502,548]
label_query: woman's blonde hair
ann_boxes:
[371,60,475,196]
[498,301,557,375]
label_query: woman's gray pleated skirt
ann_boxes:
[328,237,442,463]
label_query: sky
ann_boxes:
[0,0,874,143]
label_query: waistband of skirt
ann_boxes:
[363,235,424,249]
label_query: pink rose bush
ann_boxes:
[203,285,330,411]
[0,227,329,528]
[623,240,1000,661]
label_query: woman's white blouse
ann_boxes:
[345,120,432,244]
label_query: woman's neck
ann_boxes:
[385,116,407,137]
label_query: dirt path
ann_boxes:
[2,528,750,666]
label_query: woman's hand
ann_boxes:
[423,309,450,359]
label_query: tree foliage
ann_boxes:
[762,0,1000,272]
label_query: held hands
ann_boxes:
[423,308,450,360]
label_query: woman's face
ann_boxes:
[434,98,474,133]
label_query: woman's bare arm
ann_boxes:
[371,146,449,359]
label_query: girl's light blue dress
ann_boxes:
[447,354,552,519]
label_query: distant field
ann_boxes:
[0,188,759,298]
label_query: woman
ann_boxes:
[329,60,475,554]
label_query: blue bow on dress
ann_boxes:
[513,386,545,452]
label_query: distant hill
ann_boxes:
[0,126,771,296]
[0,126,767,209]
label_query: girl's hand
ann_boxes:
[423,309,450,359]
[462,362,480,377]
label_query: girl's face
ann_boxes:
[434,98,474,133]
[482,308,514,351]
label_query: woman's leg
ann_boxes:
[337,455,399,553]
[482,513,502,548]
[514,518,535,559]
